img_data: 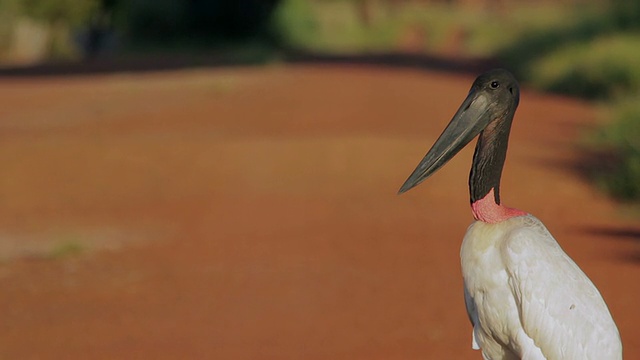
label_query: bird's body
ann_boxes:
[462,214,621,359]
[399,69,622,359]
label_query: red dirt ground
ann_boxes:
[0,64,638,359]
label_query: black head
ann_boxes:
[398,69,520,194]
[469,69,520,122]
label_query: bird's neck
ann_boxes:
[471,188,527,223]
[469,118,527,223]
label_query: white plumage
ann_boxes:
[461,215,622,359]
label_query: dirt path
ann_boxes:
[0,65,637,359]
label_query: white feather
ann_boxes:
[460,214,622,360]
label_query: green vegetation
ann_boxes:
[270,0,318,49]
[588,99,640,201]
[270,1,574,55]
[0,0,279,62]
[12,0,98,25]
[49,240,84,259]
[0,0,98,60]
[522,35,640,99]
[496,1,640,99]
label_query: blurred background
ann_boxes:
[1,0,639,198]
[0,0,638,358]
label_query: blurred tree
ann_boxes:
[611,0,640,31]
[269,0,317,49]
[18,0,99,25]
[117,0,188,41]
[0,0,99,62]
[116,0,280,44]
[84,0,119,59]
[187,0,280,39]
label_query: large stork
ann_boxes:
[399,69,622,359]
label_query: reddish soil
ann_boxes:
[0,64,638,359]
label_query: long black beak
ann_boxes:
[398,89,494,194]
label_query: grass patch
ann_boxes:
[49,241,84,259]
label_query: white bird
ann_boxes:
[398,69,622,359]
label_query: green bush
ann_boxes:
[15,0,98,25]
[270,0,319,49]
[267,1,579,56]
[0,0,98,61]
[117,0,188,42]
[498,1,640,97]
[589,98,640,200]
[526,35,640,99]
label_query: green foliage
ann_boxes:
[267,1,579,56]
[270,0,319,49]
[526,35,640,99]
[0,1,23,54]
[0,0,98,61]
[401,3,574,56]
[609,0,640,31]
[497,2,640,99]
[590,99,640,200]
[15,0,99,25]
[117,0,188,41]
[115,0,279,46]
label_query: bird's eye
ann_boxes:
[490,81,500,89]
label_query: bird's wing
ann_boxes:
[501,218,621,360]
[463,284,481,350]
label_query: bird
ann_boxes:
[398,69,622,359]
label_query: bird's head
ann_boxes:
[398,69,520,194]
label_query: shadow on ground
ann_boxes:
[584,227,640,240]
[580,226,640,263]
[0,50,499,78]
